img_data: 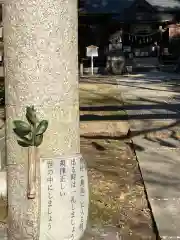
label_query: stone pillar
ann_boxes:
[3,0,81,239]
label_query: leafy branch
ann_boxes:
[13,106,48,199]
[13,106,48,147]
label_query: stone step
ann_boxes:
[132,66,158,73]
[159,64,176,73]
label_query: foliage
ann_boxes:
[13,106,48,147]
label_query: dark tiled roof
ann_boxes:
[82,0,180,13]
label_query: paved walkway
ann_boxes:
[118,72,180,239]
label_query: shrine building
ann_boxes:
[79,0,180,70]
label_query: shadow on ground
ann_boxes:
[80,71,180,150]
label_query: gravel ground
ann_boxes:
[80,78,158,239]
[80,137,157,240]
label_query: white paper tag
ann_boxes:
[39,154,89,240]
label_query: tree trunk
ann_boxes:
[3,0,80,239]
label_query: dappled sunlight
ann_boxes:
[81,136,156,238]
[116,70,180,238]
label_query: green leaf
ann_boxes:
[13,127,31,138]
[21,136,33,143]
[14,128,32,143]
[26,106,38,125]
[17,140,31,147]
[36,120,48,135]
[34,134,43,147]
[13,120,31,137]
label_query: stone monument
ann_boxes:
[3,0,89,239]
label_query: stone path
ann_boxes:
[117,71,180,239]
